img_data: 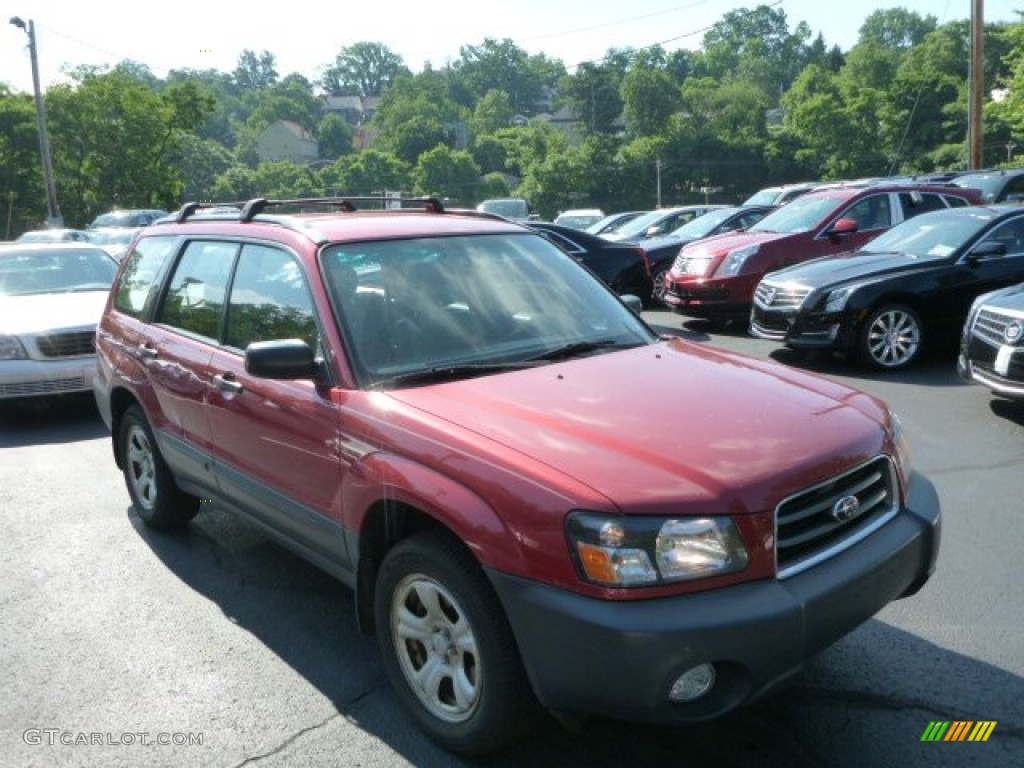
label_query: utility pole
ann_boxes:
[655,157,662,208]
[968,0,984,169]
[10,17,62,227]
[1007,141,1017,164]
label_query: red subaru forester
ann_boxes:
[93,197,940,755]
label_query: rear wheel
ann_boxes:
[118,405,199,529]
[374,530,538,755]
[651,268,669,306]
[858,304,923,370]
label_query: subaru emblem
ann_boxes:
[1005,320,1022,345]
[764,287,776,305]
[831,495,861,523]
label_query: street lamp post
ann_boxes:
[10,16,62,228]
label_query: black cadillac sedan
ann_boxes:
[959,282,1024,399]
[526,221,653,304]
[749,205,1024,370]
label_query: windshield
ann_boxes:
[477,200,528,219]
[860,212,991,260]
[750,195,842,235]
[743,188,781,206]
[88,228,138,245]
[0,248,117,296]
[668,208,737,239]
[613,210,669,239]
[321,233,656,388]
[954,174,1003,203]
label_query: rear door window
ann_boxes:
[156,241,238,340]
[114,236,179,318]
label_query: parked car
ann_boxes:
[750,205,1024,369]
[953,168,1024,203]
[87,227,142,261]
[526,221,652,302]
[553,208,605,230]
[16,228,92,244]
[642,206,774,304]
[602,205,727,243]
[475,198,536,222]
[959,281,1024,398]
[0,242,118,400]
[585,210,645,236]
[742,182,818,207]
[93,196,939,756]
[87,208,168,229]
[663,184,982,324]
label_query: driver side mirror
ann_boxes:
[967,240,1007,261]
[619,294,644,315]
[828,218,859,237]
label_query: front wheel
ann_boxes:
[651,268,669,306]
[858,304,923,370]
[374,530,538,755]
[118,405,199,529]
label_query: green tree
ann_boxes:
[621,56,680,137]
[46,68,214,226]
[320,149,412,196]
[250,161,321,198]
[233,50,279,91]
[0,86,46,236]
[413,146,480,204]
[321,42,409,97]
[559,59,625,135]
[451,38,562,114]
[317,113,354,161]
[170,135,235,202]
[470,90,515,137]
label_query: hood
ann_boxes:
[767,250,937,288]
[387,340,888,516]
[680,230,789,258]
[0,291,109,335]
[976,281,1024,312]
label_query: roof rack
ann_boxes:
[168,196,457,224]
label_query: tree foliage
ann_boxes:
[321,42,408,97]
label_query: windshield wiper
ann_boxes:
[525,339,644,362]
[371,362,539,389]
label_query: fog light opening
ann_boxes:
[669,663,716,703]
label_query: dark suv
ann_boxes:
[93,197,940,755]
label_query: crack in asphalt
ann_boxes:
[228,711,345,767]
[225,685,387,767]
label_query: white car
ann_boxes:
[0,243,118,400]
[553,208,605,230]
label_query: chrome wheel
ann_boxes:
[863,306,922,369]
[126,424,158,512]
[390,573,480,723]
[652,269,669,304]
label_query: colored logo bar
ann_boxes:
[921,721,997,742]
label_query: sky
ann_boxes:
[2,1,1021,94]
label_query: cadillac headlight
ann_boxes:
[0,335,28,361]
[824,286,856,313]
[567,512,749,587]
[716,245,759,276]
[675,254,713,276]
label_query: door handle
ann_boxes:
[136,343,158,359]
[212,373,244,394]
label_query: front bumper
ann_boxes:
[662,274,759,320]
[959,333,1024,399]
[0,356,97,400]
[749,305,859,351]
[489,471,940,725]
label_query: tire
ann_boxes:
[858,304,923,370]
[651,268,669,306]
[374,530,538,755]
[118,405,199,529]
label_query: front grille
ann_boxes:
[0,376,88,397]
[776,456,898,578]
[36,331,95,358]
[749,307,790,337]
[753,282,811,309]
[972,308,1023,347]
[972,352,1024,381]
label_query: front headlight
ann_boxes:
[0,335,28,361]
[889,410,913,481]
[567,512,749,587]
[715,244,759,276]
[824,285,856,313]
[674,254,713,276]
